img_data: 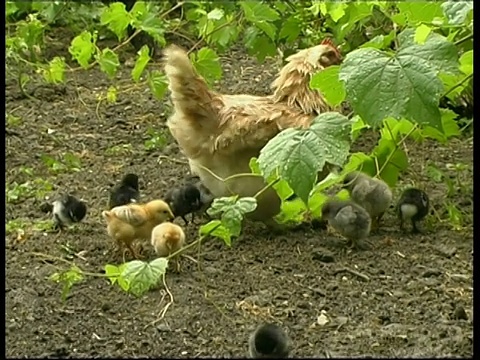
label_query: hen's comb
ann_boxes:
[321,38,341,56]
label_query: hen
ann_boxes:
[163,40,342,225]
[102,200,174,259]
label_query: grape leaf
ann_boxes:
[240,1,279,40]
[441,0,473,25]
[132,45,151,82]
[199,220,232,246]
[310,66,346,107]
[258,112,352,204]
[100,2,131,40]
[421,109,460,143]
[245,34,277,63]
[240,1,280,23]
[414,24,431,45]
[207,196,257,238]
[69,31,96,68]
[147,70,168,100]
[209,17,239,48]
[138,14,165,45]
[339,31,459,130]
[95,48,120,79]
[190,47,222,85]
[278,17,302,43]
[327,2,348,23]
[207,8,224,20]
[397,29,460,75]
[43,56,65,84]
[104,263,128,291]
[121,258,168,297]
[359,31,396,50]
[459,50,473,76]
[276,197,307,224]
[397,1,445,24]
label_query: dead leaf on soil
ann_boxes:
[235,300,275,322]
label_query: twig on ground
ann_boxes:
[333,267,370,282]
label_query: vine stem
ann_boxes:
[187,12,244,54]
[375,122,418,178]
[441,73,472,99]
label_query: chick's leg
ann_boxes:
[126,242,142,259]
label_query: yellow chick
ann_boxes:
[102,200,174,259]
[151,222,186,272]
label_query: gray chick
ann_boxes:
[248,323,290,359]
[321,199,372,250]
[343,171,392,231]
[397,188,430,233]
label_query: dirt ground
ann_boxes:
[6,31,473,358]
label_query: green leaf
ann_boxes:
[199,220,232,245]
[459,50,473,76]
[414,24,431,45]
[207,8,224,20]
[327,2,348,23]
[397,1,445,24]
[441,0,473,25]
[339,31,459,130]
[350,115,370,141]
[359,31,395,50]
[397,29,460,75]
[208,17,239,48]
[421,109,460,143]
[307,192,329,218]
[121,258,167,297]
[240,1,280,23]
[278,17,302,43]
[276,197,307,224]
[190,47,222,85]
[132,45,151,82]
[245,33,277,63]
[43,56,65,84]
[69,31,96,69]
[95,48,120,79]
[207,196,257,238]
[107,86,117,103]
[258,112,351,204]
[147,70,168,100]
[310,66,346,107]
[105,264,120,285]
[100,2,131,40]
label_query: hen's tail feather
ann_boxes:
[163,45,220,122]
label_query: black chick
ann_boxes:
[164,183,202,225]
[397,188,429,233]
[50,194,87,230]
[248,323,290,359]
[108,173,140,209]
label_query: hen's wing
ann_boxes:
[213,95,313,155]
[334,205,359,228]
[110,204,148,226]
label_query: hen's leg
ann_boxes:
[181,216,189,225]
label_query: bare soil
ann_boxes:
[6,32,473,358]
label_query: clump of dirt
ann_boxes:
[6,31,473,358]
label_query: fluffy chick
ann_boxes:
[109,173,140,209]
[102,200,174,259]
[397,188,430,233]
[248,323,290,359]
[321,199,372,250]
[151,222,186,272]
[343,171,393,231]
[165,176,214,225]
[41,194,87,231]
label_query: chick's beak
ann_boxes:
[168,209,175,220]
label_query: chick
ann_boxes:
[108,173,140,209]
[321,199,372,250]
[164,176,214,225]
[40,194,87,231]
[248,323,290,359]
[102,200,174,259]
[343,171,393,231]
[151,222,186,272]
[397,188,430,233]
